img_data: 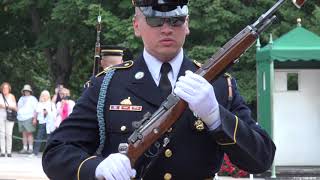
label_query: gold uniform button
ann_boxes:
[194,119,205,131]
[167,127,173,133]
[120,126,127,132]
[164,149,172,158]
[164,173,172,180]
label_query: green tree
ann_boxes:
[1,0,135,97]
[1,0,319,103]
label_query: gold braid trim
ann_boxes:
[217,115,239,145]
[84,60,134,88]
[77,156,97,180]
[97,60,134,77]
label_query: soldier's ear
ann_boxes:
[185,16,190,35]
[133,15,141,37]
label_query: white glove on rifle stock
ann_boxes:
[174,70,221,130]
[95,153,136,180]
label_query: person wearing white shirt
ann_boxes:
[32,90,56,156]
[17,84,38,154]
[0,82,17,157]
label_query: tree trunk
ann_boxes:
[29,2,73,87]
[51,43,73,86]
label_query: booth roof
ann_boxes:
[257,26,320,62]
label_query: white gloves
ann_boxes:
[174,70,221,130]
[95,153,136,180]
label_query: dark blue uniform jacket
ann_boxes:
[42,55,276,180]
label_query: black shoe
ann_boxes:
[0,154,5,157]
[7,154,12,157]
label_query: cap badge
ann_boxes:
[135,72,144,80]
[110,97,142,111]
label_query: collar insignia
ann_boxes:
[135,72,145,80]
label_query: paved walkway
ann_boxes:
[0,153,48,180]
[0,152,264,180]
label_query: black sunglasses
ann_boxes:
[145,16,186,27]
[133,0,188,7]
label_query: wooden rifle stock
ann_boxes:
[119,0,294,166]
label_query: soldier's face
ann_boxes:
[100,55,123,69]
[133,9,190,62]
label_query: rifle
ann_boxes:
[118,0,306,166]
[92,15,102,76]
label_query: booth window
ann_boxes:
[287,73,299,91]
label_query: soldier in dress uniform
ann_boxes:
[100,45,125,70]
[83,45,131,89]
[42,1,276,180]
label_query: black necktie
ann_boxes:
[159,63,172,99]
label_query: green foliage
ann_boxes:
[1,0,319,103]
[0,48,50,99]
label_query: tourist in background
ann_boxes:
[32,90,56,156]
[0,82,17,157]
[51,84,64,104]
[55,88,75,127]
[17,84,38,154]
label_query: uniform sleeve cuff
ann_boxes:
[210,106,239,145]
[77,156,104,180]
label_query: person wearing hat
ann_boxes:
[82,45,132,90]
[100,45,125,70]
[43,1,275,179]
[17,84,38,154]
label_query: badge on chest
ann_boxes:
[109,97,142,112]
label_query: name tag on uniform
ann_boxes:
[109,97,142,112]
[109,105,142,111]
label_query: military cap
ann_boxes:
[132,0,189,17]
[122,48,133,61]
[100,45,124,57]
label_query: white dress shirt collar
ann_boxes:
[143,48,184,86]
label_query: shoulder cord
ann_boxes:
[95,69,116,155]
[226,76,233,110]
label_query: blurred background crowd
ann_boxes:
[0,82,75,157]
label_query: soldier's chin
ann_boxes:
[159,50,180,62]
